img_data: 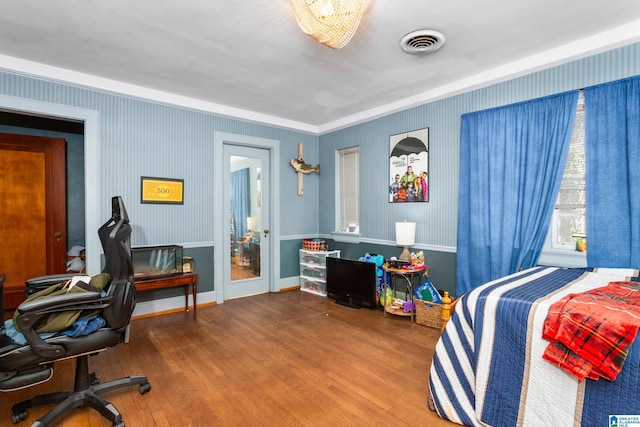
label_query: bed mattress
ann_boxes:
[429,267,640,427]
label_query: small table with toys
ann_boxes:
[381,262,429,323]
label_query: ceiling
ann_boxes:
[1,0,640,133]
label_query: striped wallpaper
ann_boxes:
[0,73,319,247]
[1,41,640,286]
[319,42,640,251]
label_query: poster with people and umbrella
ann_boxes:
[389,128,429,203]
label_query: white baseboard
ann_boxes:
[132,277,302,317]
[132,290,217,317]
[278,276,300,290]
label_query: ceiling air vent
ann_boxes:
[400,29,446,55]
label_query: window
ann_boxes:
[334,146,360,238]
[552,102,585,249]
[540,98,586,267]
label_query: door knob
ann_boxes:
[263,229,269,237]
[53,231,62,238]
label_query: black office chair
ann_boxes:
[0,196,150,427]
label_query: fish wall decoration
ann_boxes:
[291,142,319,195]
[290,158,320,175]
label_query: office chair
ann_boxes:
[0,196,150,427]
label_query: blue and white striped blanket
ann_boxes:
[429,267,640,427]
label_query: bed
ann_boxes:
[429,266,640,427]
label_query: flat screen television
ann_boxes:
[326,257,377,309]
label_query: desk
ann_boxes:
[135,272,198,317]
[382,264,428,323]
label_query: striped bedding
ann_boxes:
[429,267,640,427]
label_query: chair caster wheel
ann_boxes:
[11,410,27,424]
[139,382,151,394]
[112,421,125,427]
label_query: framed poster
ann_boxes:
[389,128,429,202]
[141,176,184,204]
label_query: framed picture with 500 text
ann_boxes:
[141,176,184,204]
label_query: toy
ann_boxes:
[414,279,442,303]
[380,286,394,306]
[411,250,424,266]
[359,253,387,304]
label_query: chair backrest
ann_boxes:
[98,196,136,330]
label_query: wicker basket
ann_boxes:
[302,238,325,251]
[415,299,444,330]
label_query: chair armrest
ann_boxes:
[25,273,91,296]
[26,273,88,286]
[17,292,104,314]
[15,293,112,359]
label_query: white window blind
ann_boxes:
[337,146,359,232]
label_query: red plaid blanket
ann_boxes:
[542,281,640,381]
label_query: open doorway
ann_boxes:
[0,96,101,302]
[0,112,85,308]
[0,112,85,246]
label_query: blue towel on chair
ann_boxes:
[3,315,106,346]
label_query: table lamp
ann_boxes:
[395,221,416,261]
[247,217,260,241]
[247,217,259,232]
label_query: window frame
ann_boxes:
[332,146,361,243]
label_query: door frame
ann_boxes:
[0,95,102,274]
[214,132,281,304]
[223,144,270,298]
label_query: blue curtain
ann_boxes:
[584,76,640,267]
[231,168,250,239]
[457,91,578,294]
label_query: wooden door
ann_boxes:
[0,133,67,309]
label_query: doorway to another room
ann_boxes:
[0,97,100,282]
[0,111,86,309]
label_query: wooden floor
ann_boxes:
[230,255,259,281]
[1,291,457,426]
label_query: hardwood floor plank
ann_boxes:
[1,291,457,426]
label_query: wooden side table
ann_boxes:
[381,264,428,323]
[135,272,198,317]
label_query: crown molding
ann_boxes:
[2,19,640,136]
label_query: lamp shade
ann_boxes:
[395,221,416,246]
[247,217,259,231]
[291,0,369,49]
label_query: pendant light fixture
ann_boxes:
[291,0,369,49]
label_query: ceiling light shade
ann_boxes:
[291,0,368,49]
[395,221,416,261]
